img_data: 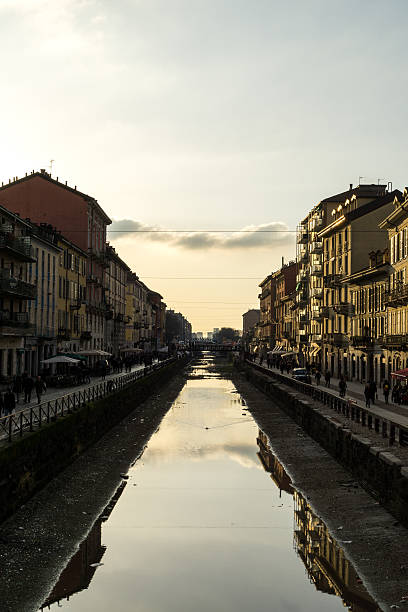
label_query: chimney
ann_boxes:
[349,183,353,190]
[40,169,45,174]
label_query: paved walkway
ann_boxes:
[10,362,150,413]
[254,359,408,424]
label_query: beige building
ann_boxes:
[343,250,391,383]
[105,245,130,356]
[26,224,61,375]
[379,188,408,375]
[317,185,399,377]
[258,275,275,352]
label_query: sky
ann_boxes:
[0,0,407,331]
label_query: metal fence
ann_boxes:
[0,358,176,443]
[246,360,408,447]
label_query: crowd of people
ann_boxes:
[0,373,47,417]
[243,349,405,408]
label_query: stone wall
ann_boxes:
[236,361,408,526]
[0,358,189,524]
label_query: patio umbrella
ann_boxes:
[77,349,104,357]
[41,356,80,364]
[97,350,112,356]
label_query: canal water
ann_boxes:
[40,355,379,611]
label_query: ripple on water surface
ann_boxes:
[40,355,381,612]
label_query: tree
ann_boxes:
[215,327,240,344]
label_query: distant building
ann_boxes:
[242,309,260,335]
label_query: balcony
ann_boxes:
[297,231,308,244]
[333,302,355,316]
[0,232,36,262]
[57,327,71,340]
[299,314,309,324]
[351,335,374,349]
[310,264,323,277]
[319,306,331,318]
[296,291,308,305]
[0,311,34,334]
[311,333,322,343]
[299,249,308,264]
[323,332,349,347]
[310,241,323,254]
[80,330,92,341]
[0,273,36,299]
[381,334,408,349]
[324,274,342,288]
[311,308,322,320]
[384,285,408,308]
[310,287,323,299]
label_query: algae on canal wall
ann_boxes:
[0,358,189,524]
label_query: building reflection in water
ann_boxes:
[40,481,127,611]
[257,429,381,612]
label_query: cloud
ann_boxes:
[108,219,294,251]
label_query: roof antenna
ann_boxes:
[358,176,364,185]
[49,159,55,175]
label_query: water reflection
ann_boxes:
[257,431,380,612]
[40,482,127,610]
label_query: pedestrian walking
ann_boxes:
[364,383,371,408]
[339,376,347,398]
[369,380,377,405]
[4,388,15,415]
[34,376,46,404]
[392,382,401,405]
[12,375,22,403]
[383,379,390,404]
[22,374,34,403]
[315,370,321,386]
[325,370,331,388]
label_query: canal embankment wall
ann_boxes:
[0,357,189,524]
[235,360,408,527]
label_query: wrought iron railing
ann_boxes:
[0,358,176,443]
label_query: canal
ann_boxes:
[39,354,379,611]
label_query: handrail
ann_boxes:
[245,360,408,447]
[0,358,177,443]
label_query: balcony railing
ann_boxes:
[310,264,323,276]
[351,335,374,349]
[0,273,36,299]
[310,241,323,254]
[324,274,342,288]
[311,333,322,343]
[323,332,349,347]
[333,302,355,316]
[310,287,323,299]
[381,334,408,349]
[0,311,34,333]
[384,285,408,308]
[57,327,71,340]
[0,232,35,262]
[297,232,308,244]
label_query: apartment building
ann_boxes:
[379,188,408,375]
[0,205,36,378]
[258,275,276,351]
[26,224,60,375]
[0,170,111,354]
[343,249,390,382]
[56,234,88,354]
[317,185,400,377]
[295,188,354,366]
[273,261,297,353]
[148,290,164,350]
[105,245,130,356]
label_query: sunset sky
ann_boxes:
[0,0,407,331]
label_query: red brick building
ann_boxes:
[0,171,112,351]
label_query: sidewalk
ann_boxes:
[12,362,147,411]
[256,360,408,421]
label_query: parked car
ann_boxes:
[292,368,312,384]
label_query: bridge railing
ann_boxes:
[245,360,408,447]
[0,358,176,443]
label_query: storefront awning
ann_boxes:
[391,368,408,379]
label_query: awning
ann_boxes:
[310,346,321,358]
[41,356,79,364]
[391,368,408,379]
[60,352,87,361]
